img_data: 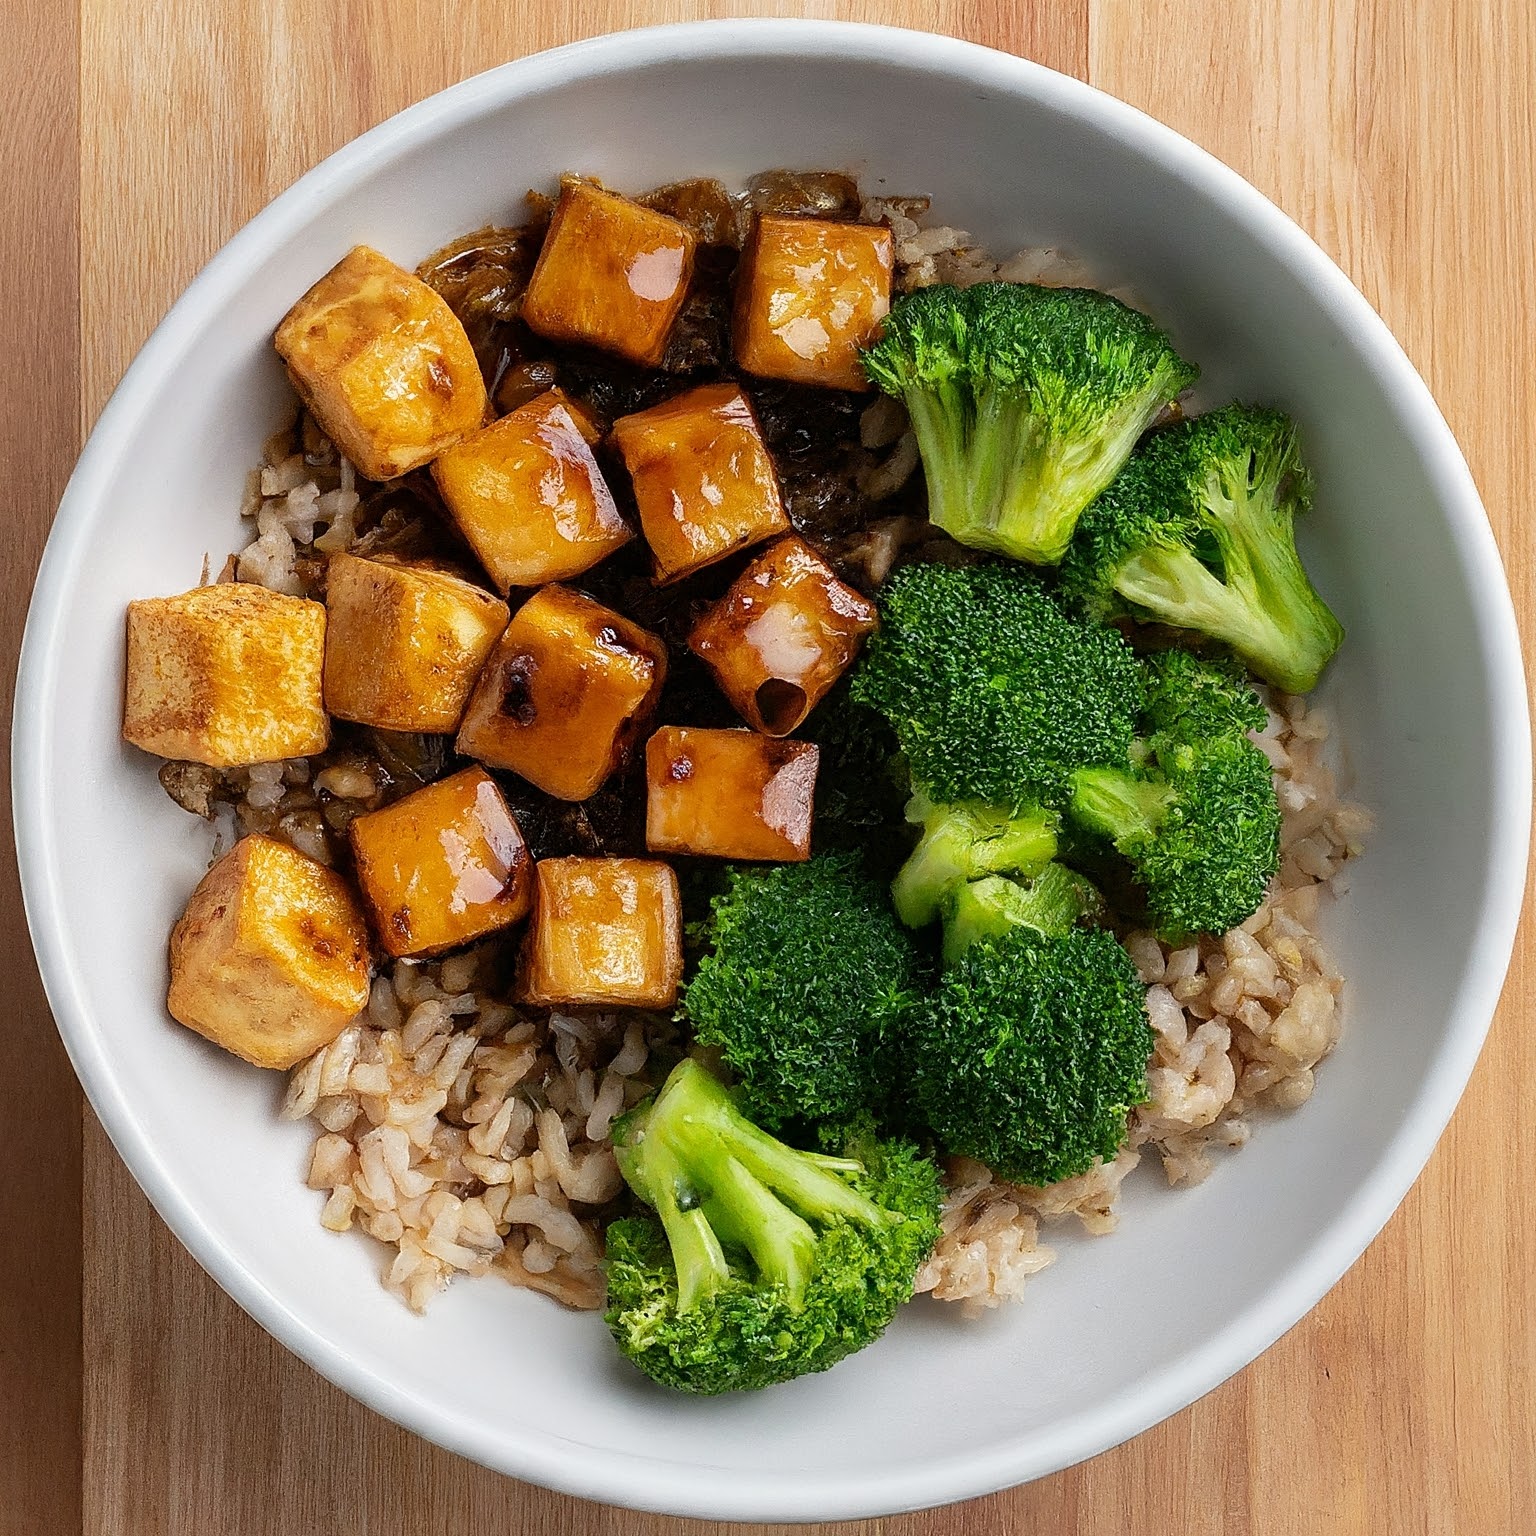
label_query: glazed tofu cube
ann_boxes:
[431,389,632,591]
[124,583,328,768]
[167,834,371,1070]
[610,383,790,583]
[645,726,818,861]
[734,215,894,391]
[688,535,879,735]
[274,245,487,481]
[322,553,509,733]
[522,182,696,366]
[349,767,532,958]
[517,857,682,1008]
[456,585,667,801]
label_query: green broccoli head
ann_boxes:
[861,282,1197,564]
[604,1059,942,1394]
[908,921,1153,1186]
[890,787,1059,930]
[851,560,1145,810]
[1139,647,1270,740]
[1061,405,1344,693]
[1070,732,1280,942]
[680,854,923,1131]
[801,683,911,878]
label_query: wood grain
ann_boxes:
[0,0,1527,1531]
[0,0,80,1533]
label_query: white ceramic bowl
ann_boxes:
[14,19,1530,1522]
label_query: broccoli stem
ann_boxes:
[952,385,1170,564]
[643,1148,733,1312]
[941,865,1106,967]
[614,1059,887,1313]
[699,1158,818,1305]
[955,392,1048,557]
[1203,459,1345,693]
[891,791,1059,929]
[904,383,974,538]
[1069,767,1175,850]
[710,1108,886,1229]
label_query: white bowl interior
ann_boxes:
[16,23,1528,1522]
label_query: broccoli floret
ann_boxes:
[1062,405,1344,693]
[851,561,1144,809]
[681,854,922,1131]
[604,1059,942,1394]
[861,282,1197,564]
[1139,647,1269,739]
[890,787,1059,929]
[940,865,1105,967]
[1064,650,1279,939]
[1069,732,1280,941]
[907,908,1152,1187]
[907,853,1148,1184]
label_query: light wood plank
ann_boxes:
[67,1,1536,1532]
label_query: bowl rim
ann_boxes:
[13,17,1531,1522]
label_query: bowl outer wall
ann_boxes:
[12,19,1531,1523]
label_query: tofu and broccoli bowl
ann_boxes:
[121,169,1369,1396]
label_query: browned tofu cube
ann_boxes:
[274,245,487,480]
[455,585,667,801]
[645,726,818,862]
[734,215,894,391]
[430,388,632,591]
[521,182,696,367]
[610,383,790,583]
[349,767,532,958]
[688,535,879,735]
[322,553,509,733]
[124,583,328,768]
[167,834,371,1070]
[517,857,682,1008]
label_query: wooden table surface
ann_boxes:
[4,2,1534,1532]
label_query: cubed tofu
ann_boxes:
[431,389,632,591]
[349,767,532,958]
[322,553,509,733]
[645,726,818,861]
[610,383,790,583]
[455,585,667,801]
[274,245,487,481]
[517,857,682,1008]
[734,215,894,391]
[688,535,879,735]
[124,583,328,768]
[521,182,696,367]
[167,834,371,1070]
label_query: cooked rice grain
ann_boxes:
[285,956,668,1313]
[235,425,358,595]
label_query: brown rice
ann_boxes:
[280,946,671,1312]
